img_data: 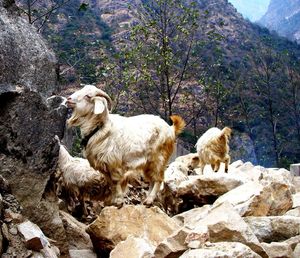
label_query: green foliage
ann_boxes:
[43,0,113,84]
[78,2,89,12]
[117,0,201,120]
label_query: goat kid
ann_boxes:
[55,136,110,216]
[66,85,185,206]
[195,127,232,173]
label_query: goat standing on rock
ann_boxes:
[55,136,110,216]
[195,127,232,173]
[66,85,185,206]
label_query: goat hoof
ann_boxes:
[143,198,154,207]
[113,197,124,208]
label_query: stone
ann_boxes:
[69,249,97,258]
[180,242,262,258]
[27,199,69,256]
[292,192,300,208]
[154,227,191,258]
[244,216,300,242]
[261,242,293,258]
[0,1,58,97]
[213,181,271,216]
[284,235,300,251]
[0,194,3,216]
[290,164,300,176]
[173,205,211,228]
[285,207,300,217]
[0,87,68,255]
[161,173,244,215]
[214,181,292,216]
[266,182,293,216]
[110,236,155,258]
[260,168,295,193]
[86,205,180,257]
[0,88,66,206]
[293,176,300,192]
[189,202,267,257]
[3,209,24,223]
[17,220,48,251]
[59,210,93,250]
[228,161,263,182]
[293,243,300,258]
[0,175,10,195]
[0,226,3,255]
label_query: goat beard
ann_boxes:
[67,112,81,127]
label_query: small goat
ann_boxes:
[55,136,110,215]
[66,85,185,206]
[195,127,232,173]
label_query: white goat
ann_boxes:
[195,127,232,173]
[55,136,110,215]
[66,85,185,206]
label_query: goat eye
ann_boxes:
[85,95,92,100]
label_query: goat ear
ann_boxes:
[93,97,106,114]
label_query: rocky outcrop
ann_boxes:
[82,158,300,257]
[0,84,68,256]
[0,85,66,208]
[259,0,300,43]
[0,0,58,97]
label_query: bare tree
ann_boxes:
[17,0,72,31]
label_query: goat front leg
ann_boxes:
[214,161,221,172]
[143,181,162,206]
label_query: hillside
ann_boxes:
[36,0,300,168]
[259,0,300,43]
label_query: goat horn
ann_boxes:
[96,90,112,112]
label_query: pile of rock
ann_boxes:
[85,160,300,258]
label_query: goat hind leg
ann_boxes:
[113,181,124,208]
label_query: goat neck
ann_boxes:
[79,109,108,138]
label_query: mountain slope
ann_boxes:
[39,0,300,167]
[259,0,300,43]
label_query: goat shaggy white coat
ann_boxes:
[66,85,185,206]
[55,136,110,215]
[195,127,232,173]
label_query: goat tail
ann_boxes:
[170,115,186,136]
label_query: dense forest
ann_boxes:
[16,0,300,168]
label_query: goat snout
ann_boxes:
[66,97,76,108]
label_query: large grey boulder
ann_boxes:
[0,0,58,97]
[0,86,68,255]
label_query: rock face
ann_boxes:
[0,85,66,210]
[0,0,58,97]
[180,242,262,258]
[0,85,68,254]
[259,0,300,43]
